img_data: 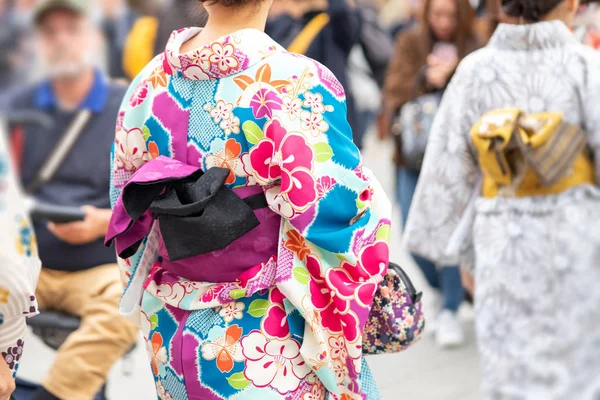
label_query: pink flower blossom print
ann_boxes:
[250,88,283,119]
[248,119,318,212]
[261,288,291,340]
[129,80,149,107]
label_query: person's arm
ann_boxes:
[107,63,162,325]
[242,59,392,397]
[328,0,363,54]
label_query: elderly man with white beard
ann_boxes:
[6,1,138,399]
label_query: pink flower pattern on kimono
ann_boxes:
[241,331,311,394]
[317,176,337,199]
[306,255,361,343]
[129,80,149,107]
[248,119,317,212]
[261,288,291,339]
[250,88,283,119]
[326,241,389,308]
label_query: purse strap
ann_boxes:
[287,13,330,55]
[25,109,92,194]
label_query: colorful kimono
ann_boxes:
[108,28,391,400]
[0,123,41,377]
[404,21,600,399]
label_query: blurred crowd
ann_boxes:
[1,0,598,105]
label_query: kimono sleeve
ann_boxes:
[0,127,40,375]
[109,64,161,323]
[404,59,480,268]
[242,60,392,398]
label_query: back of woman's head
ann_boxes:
[501,0,564,21]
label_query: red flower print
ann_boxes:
[248,119,317,212]
[326,241,389,308]
[306,242,390,342]
[305,256,361,342]
[261,288,291,339]
[359,188,372,202]
[130,80,149,107]
[250,88,283,119]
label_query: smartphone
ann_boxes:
[432,43,458,63]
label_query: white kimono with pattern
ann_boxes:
[0,122,40,376]
[404,21,600,400]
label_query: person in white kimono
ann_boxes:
[0,121,41,399]
[404,0,600,399]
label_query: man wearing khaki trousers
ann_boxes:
[7,1,138,399]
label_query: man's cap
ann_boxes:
[34,0,90,25]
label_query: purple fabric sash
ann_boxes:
[106,156,280,282]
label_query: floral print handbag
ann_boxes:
[362,262,425,355]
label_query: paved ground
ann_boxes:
[17,134,482,399]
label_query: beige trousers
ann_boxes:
[35,264,138,400]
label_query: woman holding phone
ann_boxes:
[0,121,41,400]
[379,0,480,349]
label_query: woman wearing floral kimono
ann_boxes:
[404,0,600,398]
[106,0,392,399]
[0,122,41,399]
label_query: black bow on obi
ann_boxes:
[105,157,268,262]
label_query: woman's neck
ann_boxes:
[180,6,269,53]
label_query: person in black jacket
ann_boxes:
[267,0,362,146]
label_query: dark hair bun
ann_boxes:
[501,0,563,21]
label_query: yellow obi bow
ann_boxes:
[471,108,595,198]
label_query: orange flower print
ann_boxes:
[205,139,243,184]
[284,230,311,262]
[147,332,168,376]
[201,325,244,373]
[148,142,160,159]
[148,67,168,89]
[233,64,290,94]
